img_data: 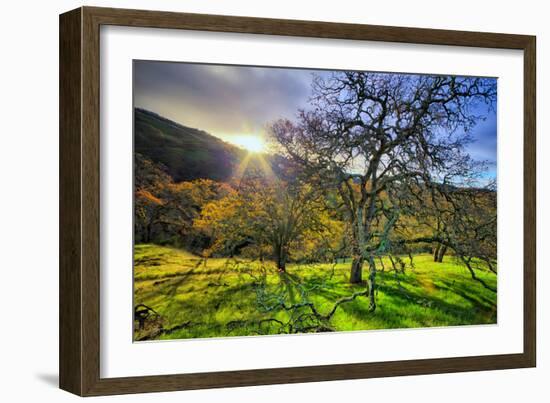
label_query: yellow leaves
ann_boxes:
[194,195,243,231]
[192,175,348,262]
[169,178,232,207]
[136,189,164,205]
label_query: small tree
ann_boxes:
[134,153,171,243]
[194,175,332,271]
[432,184,497,290]
[390,179,497,290]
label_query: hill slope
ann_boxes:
[134,108,246,182]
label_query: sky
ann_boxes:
[134,60,497,180]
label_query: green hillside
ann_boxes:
[134,108,246,182]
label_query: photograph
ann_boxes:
[132,60,498,342]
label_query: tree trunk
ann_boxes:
[277,258,286,272]
[389,255,397,271]
[367,256,377,311]
[433,243,440,262]
[145,222,152,243]
[349,212,365,283]
[275,245,288,272]
[437,245,447,263]
[350,254,364,283]
[378,256,386,272]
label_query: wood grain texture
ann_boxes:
[523,38,537,366]
[81,7,102,396]
[59,8,83,396]
[59,6,537,396]
[86,6,531,49]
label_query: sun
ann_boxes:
[233,135,266,153]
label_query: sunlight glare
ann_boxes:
[233,135,266,153]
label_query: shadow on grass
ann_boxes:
[135,249,497,339]
[435,278,496,307]
[378,282,495,325]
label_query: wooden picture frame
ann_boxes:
[59,6,536,396]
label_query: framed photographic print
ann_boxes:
[59,6,536,396]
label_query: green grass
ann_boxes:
[133,244,497,341]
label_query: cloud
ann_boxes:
[465,110,497,164]
[134,61,315,139]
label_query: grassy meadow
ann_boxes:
[133,244,497,341]
[132,67,498,342]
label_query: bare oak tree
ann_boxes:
[270,71,496,310]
